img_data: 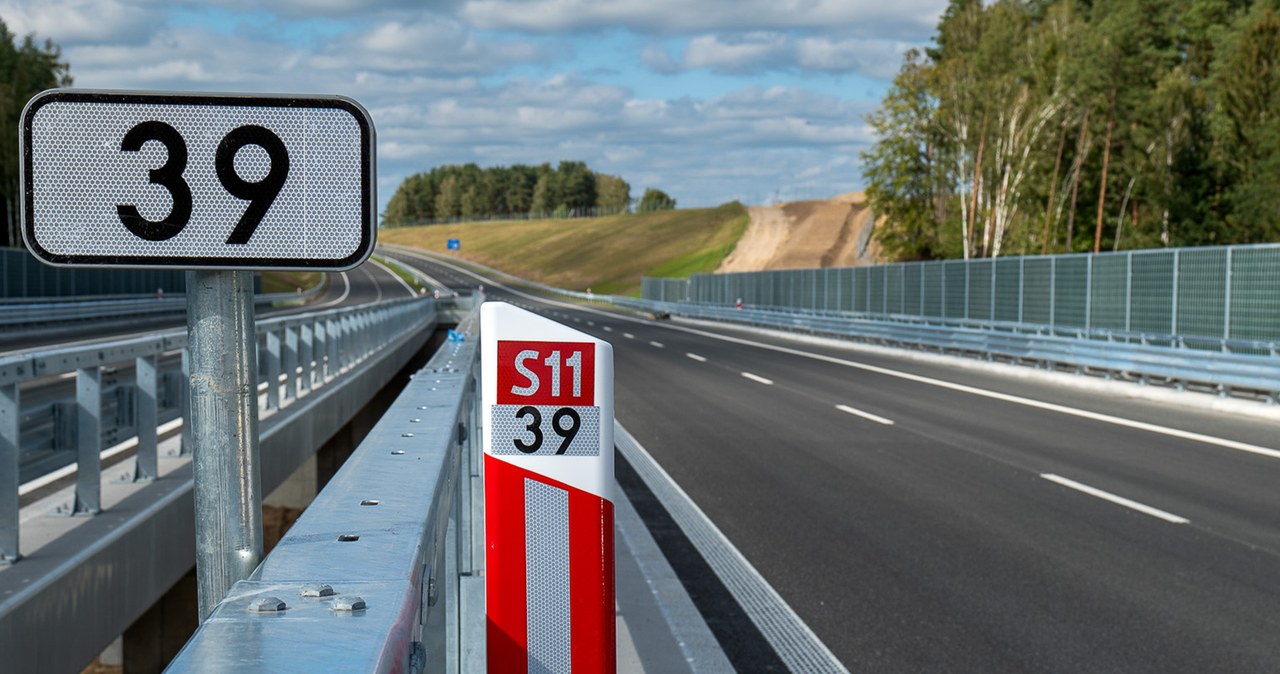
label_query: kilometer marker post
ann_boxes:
[481,302,615,674]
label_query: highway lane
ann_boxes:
[392,250,1280,672]
[0,260,411,354]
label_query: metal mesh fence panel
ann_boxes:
[838,268,854,311]
[647,244,1279,350]
[853,267,869,312]
[1054,256,1089,328]
[2,248,187,298]
[944,261,967,319]
[866,266,882,314]
[922,262,944,318]
[1176,249,1227,339]
[994,258,1022,322]
[1129,251,1174,336]
[968,260,993,321]
[1228,247,1280,345]
[1022,258,1052,325]
[1090,254,1128,332]
[904,264,924,316]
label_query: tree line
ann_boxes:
[864,0,1280,262]
[0,20,71,248]
[382,161,677,226]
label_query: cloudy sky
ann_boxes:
[3,0,946,217]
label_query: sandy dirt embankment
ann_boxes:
[718,192,882,273]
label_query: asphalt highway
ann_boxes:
[392,250,1280,673]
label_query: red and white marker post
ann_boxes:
[481,302,615,674]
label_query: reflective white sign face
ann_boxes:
[21,90,376,270]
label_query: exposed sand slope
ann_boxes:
[718,192,882,272]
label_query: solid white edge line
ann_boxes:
[835,404,894,426]
[686,353,707,363]
[741,372,774,385]
[649,341,665,348]
[384,245,1280,463]
[614,421,849,673]
[368,257,418,298]
[1040,473,1190,524]
[315,271,352,308]
[19,418,185,496]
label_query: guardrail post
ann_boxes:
[1,381,19,563]
[73,366,102,515]
[326,317,338,379]
[179,349,192,456]
[266,329,282,411]
[300,322,314,392]
[133,355,158,482]
[285,325,299,401]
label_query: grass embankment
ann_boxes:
[259,271,323,294]
[379,203,749,296]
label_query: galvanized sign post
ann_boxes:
[20,89,376,620]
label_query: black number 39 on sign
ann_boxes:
[117,121,289,245]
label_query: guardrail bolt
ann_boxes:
[331,595,367,612]
[300,584,335,598]
[248,596,287,613]
[402,432,414,437]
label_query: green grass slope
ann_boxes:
[379,203,748,296]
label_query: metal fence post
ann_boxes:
[1125,252,1133,333]
[180,349,192,456]
[1018,258,1025,324]
[133,355,158,482]
[1050,257,1057,328]
[1224,247,1234,345]
[186,269,263,621]
[1085,255,1093,331]
[1,382,19,563]
[1172,250,1181,335]
[73,366,102,515]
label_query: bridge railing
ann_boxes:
[0,295,436,564]
[167,300,484,673]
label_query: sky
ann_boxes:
[2,0,947,217]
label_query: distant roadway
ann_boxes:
[388,248,1280,673]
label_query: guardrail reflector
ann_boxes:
[481,301,615,673]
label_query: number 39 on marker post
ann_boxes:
[481,302,616,674]
[19,90,375,269]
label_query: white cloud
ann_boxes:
[681,33,789,74]
[459,0,944,40]
[644,33,912,79]
[0,0,162,44]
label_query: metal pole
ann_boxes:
[187,270,263,621]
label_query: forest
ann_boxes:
[381,162,663,226]
[863,0,1280,261]
[0,20,71,248]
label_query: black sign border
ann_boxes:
[20,89,377,271]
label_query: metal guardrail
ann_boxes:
[168,302,483,673]
[623,300,1280,401]
[0,285,325,329]
[0,295,435,564]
